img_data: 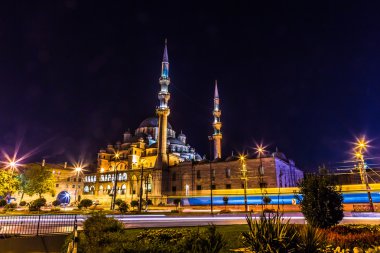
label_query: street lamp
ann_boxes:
[208,136,214,215]
[240,154,248,212]
[139,159,146,212]
[255,144,266,190]
[110,151,127,210]
[354,137,374,212]
[74,166,82,202]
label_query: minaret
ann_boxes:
[212,80,222,159]
[155,39,171,169]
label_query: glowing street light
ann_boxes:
[353,136,374,212]
[1,158,21,175]
[254,144,266,183]
[73,165,83,202]
[239,154,248,212]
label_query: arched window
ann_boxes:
[121,184,126,195]
[131,175,137,195]
[84,186,89,193]
[172,172,176,181]
[147,174,153,193]
[225,168,231,178]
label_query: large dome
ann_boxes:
[139,117,173,129]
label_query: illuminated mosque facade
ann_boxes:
[83,42,303,205]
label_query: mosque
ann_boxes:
[83,41,303,205]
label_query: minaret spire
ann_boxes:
[212,80,222,159]
[156,39,171,169]
[161,39,169,79]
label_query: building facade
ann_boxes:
[83,41,304,206]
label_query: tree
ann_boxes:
[0,170,20,197]
[24,165,55,198]
[296,171,344,228]
[223,196,229,210]
[29,198,47,211]
[79,199,93,209]
[173,198,181,210]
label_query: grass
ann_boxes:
[123,224,249,252]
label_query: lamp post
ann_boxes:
[354,137,374,212]
[74,166,82,202]
[139,159,145,212]
[208,136,214,215]
[240,155,248,212]
[110,152,122,210]
[256,145,266,190]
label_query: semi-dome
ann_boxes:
[167,137,185,145]
[139,117,173,129]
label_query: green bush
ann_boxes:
[126,226,225,253]
[324,225,380,250]
[114,198,123,207]
[19,201,27,206]
[118,201,129,213]
[78,213,124,252]
[79,199,93,209]
[130,200,139,210]
[52,200,61,207]
[29,198,46,211]
[71,214,225,253]
[296,172,344,228]
[297,224,325,252]
[241,211,298,253]
[0,199,7,207]
[262,196,272,205]
[4,203,17,211]
[179,225,226,253]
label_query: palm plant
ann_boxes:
[241,211,298,253]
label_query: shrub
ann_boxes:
[324,225,380,249]
[296,172,344,228]
[297,224,325,252]
[0,199,7,207]
[79,199,93,209]
[179,225,226,253]
[119,202,129,213]
[78,213,125,252]
[241,211,298,252]
[52,200,61,207]
[4,203,17,211]
[29,198,46,211]
[114,198,123,207]
[130,200,139,210]
[223,196,229,210]
[19,201,27,206]
[128,226,226,253]
[115,200,129,213]
[262,196,272,205]
[173,198,181,210]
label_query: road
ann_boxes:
[1,212,380,236]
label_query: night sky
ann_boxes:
[1,1,380,171]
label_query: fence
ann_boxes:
[0,214,78,237]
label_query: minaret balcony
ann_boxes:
[213,122,222,129]
[213,111,221,117]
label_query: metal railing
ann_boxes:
[0,214,78,237]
